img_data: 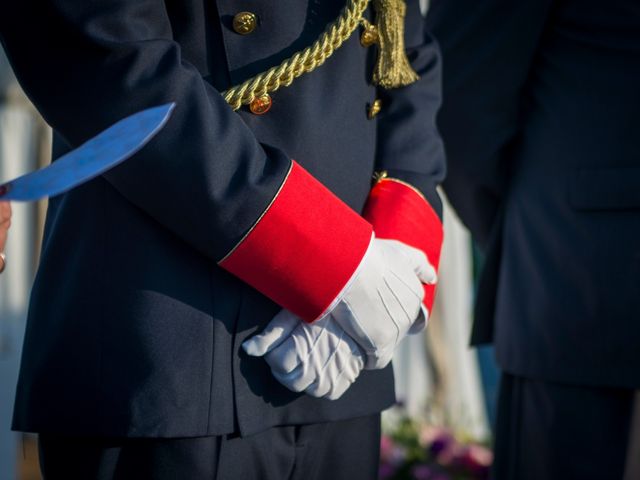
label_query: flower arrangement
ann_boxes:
[379,416,493,480]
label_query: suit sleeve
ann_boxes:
[425,0,553,247]
[0,0,372,322]
[363,0,445,311]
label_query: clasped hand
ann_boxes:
[243,237,437,400]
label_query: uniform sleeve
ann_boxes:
[425,0,553,247]
[0,0,372,322]
[363,0,445,311]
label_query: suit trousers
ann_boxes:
[492,373,639,480]
[38,414,381,480]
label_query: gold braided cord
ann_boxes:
[222,0,370,111]
[372,0,419,88]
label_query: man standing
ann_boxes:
[427,1,640,478]
[0,0,445,478]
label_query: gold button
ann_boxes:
[368,99,382,119]
[360,24,378,47]
[249,94,272,115]
[233,12,258,35]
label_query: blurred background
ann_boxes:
[0,46,50,480]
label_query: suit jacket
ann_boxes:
[427,0,640,388]
[0,0,445,437]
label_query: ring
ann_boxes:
[0,252,5,274]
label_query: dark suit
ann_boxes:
[426,1,640,478]
[0,0,444,474]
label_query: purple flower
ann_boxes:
[431,475,451,480]
[390,445,408,465]
[429,432,455,457]
[382,417,493,480]
[420,425,451,447]
[380,435,407,467]
[379,463,397,480]
[410,464,433,480]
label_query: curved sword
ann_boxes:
[0,103,175,201]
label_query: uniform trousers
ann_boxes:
[38,413,381,480]
[492,373,639,480]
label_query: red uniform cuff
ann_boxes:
[362,177,443,311]
[219,161,373,322]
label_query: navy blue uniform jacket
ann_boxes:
[427,0,640,388]
[0,0,445,437]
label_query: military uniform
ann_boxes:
[0,0,444,477]
[427,0,640,478]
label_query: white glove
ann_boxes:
[243,309,365,400]
[329,237,436,369]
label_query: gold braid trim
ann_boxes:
[222,0,418,111]
[223,0,369,111]
[372,0,420,88]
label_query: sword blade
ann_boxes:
[0,103,175,201]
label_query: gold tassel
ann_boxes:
[372,0,420,89]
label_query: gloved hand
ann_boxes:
[243,236,435,398]
[243,309,365,400]
[328,237,436,369]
